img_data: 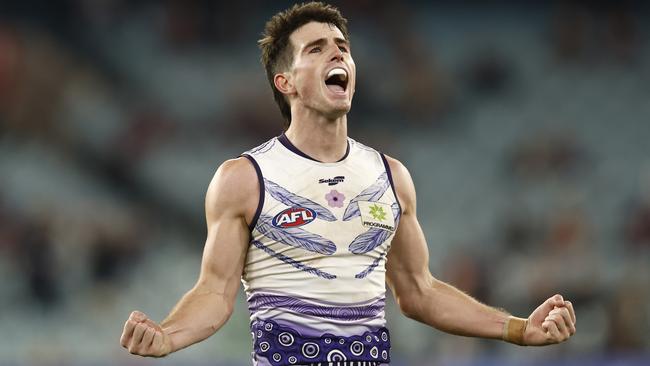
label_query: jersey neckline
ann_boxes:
[278,133,350,163]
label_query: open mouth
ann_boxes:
[324,67,348,94]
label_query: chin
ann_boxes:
[326,104,351,120]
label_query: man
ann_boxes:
[120,3,576,365]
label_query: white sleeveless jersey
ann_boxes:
[241,134,401,366]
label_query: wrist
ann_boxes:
[160,328,175,356]
[502,316,528,346]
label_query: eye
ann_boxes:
[309,47,321,53]
[338,46,348,53]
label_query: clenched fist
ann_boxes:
[523,294,577,346]
[120,311,173,357]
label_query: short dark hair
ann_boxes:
[259,2,349,126]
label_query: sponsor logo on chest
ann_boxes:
[358,201,396,231]
[272,207,317,228]
[318,176,345,186]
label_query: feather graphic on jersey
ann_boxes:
[264,179,336,222]
[257,215,337,255]
[342,172,389,221]
[349,229,391,255]
[355,247,388,279]
[353,204,400,278]
[251,240,336,280]
[349,203,401,254]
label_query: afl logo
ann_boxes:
[272,207,317,228]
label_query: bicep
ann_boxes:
[386,210,434,299]
[195,158,258,302]
[384,156,435,303]
[197,211,249,299]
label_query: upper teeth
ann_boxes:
[327,68,347,80]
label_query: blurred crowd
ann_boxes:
[0,1,649,365]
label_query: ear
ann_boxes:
[273,72,295,96]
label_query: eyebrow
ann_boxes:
[302,37,350,51]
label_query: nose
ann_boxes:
[330,46,344,62]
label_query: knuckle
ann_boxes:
[145,330,154,340]
[544,332,552,340]
[149,344,160,354]
[551,310,561,316]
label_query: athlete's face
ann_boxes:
[281,22,356,119]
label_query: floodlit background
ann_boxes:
[1,1,649,365]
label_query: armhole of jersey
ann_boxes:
[241,154,264,233]
[380,153,402,214]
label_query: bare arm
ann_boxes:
[384,156,576,346]
[120,157,259,357]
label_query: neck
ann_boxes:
[284,111,348,163]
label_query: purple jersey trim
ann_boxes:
[242,154,264,232]
[248,293,385,321]
[278,133,350,163]
[379,153,402,218]
[251,319,390,365]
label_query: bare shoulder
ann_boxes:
[383,155,410,182]
[383,154,416,214]
[206,157,259,220]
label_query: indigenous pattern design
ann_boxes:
[242,137,399,365]
[248,293,385,321]
[252,319,390,365]
[251,241,337,280]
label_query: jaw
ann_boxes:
[294,94,351,122]
[290,73,354,121]
[322,89,352,119]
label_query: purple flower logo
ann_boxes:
[325,190,345,208]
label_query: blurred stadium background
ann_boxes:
[1,0,649,365]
